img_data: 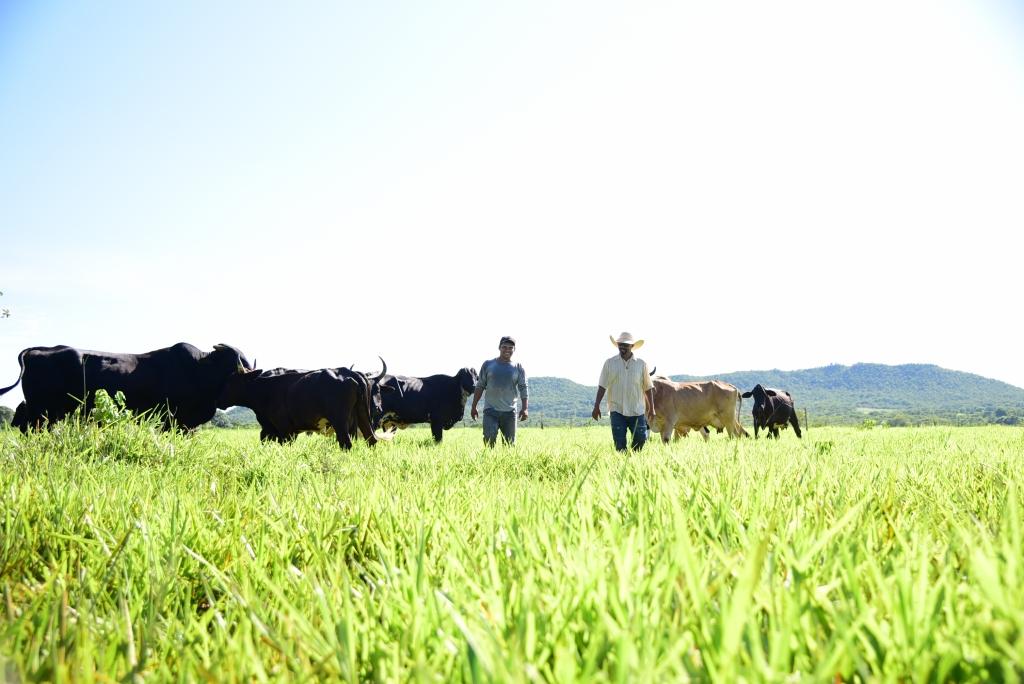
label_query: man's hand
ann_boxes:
[471,405,479,421]
[519,409,529,422]
[592,406,602,421]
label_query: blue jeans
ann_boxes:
[483,408,517,446]
[610,412,649,451]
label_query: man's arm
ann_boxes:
[471,388,484,421]
[518,365,529,421]
[642,360,656,419]
[592,386,606,421]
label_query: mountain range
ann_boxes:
[527,363,1024,426]
[208,363,1024,428]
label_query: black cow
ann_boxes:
[344,360,403,435]
[740,384,802,439]
[217,362,391,450]
[0,342,251,432]
[378,367,478,443]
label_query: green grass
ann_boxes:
[2,418,1024,681]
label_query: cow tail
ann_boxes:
[0,348,30,396]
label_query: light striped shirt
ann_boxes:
[598,355,654,417]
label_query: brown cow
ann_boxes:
[648,376,748,442]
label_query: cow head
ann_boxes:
[204,344,254,408]
[378,374,404,399]
[211,343,253,374]
[357,357,394,429]
[741,384,771,402]
[215,363,260,409]
[456,367,479,395]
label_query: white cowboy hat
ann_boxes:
[609,332,644,349]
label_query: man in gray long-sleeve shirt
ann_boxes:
[470,336,529,446]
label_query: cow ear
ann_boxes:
[741,392,752,398]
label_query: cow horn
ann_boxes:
[373,428,396,441]
[649,366,657,376]
[374,356,387,382]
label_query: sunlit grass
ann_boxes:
[2,419,1023,681]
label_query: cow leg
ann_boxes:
[12,401,39,432]
[650,413,671,443]
[725,420,744,439]
[260,427,287,443]
[23,405,52,432]
[12,402,31,433]
[790,414,802,438]
[330,397,364,450]
[256,418,276,442]
[331,415,354,450]
[325,402,356,450]
[753,422,760,439]
[429,418,444,444]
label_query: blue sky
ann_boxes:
[3,1,1024,408]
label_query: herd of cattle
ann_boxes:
[0,342,802,449]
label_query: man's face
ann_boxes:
[617,343,633,359]
[499,343,515,361]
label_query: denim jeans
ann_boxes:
[483,408,517,446]
[610,411,649,451]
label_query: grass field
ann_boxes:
[2,418,1023,681]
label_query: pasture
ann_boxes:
[1,419,1023,681]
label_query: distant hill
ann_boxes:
[210,406,259,429]
[208,364,1024,428]
[527,364,1024,427]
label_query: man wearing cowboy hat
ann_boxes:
[592,332,656,451]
